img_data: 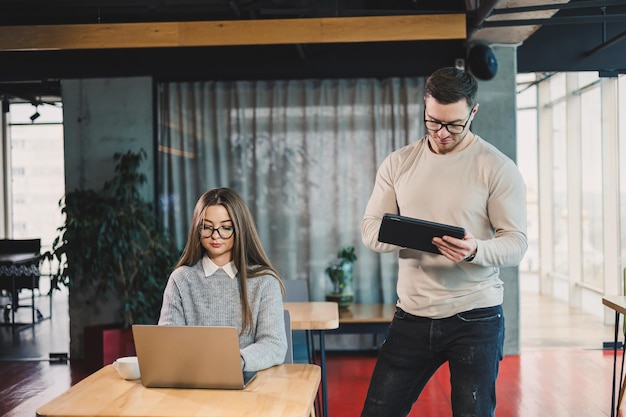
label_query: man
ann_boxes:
[360,67,527,417]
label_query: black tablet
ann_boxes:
[377,213,466,255]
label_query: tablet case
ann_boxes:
[378,213,465,255]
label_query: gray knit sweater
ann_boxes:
[158,259,287,372]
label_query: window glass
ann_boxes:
[516,75,538,273]
[517,73,537,108]
[552,100,568,275]
[9,102,65,253]
[578,71,600,89]
[550,73,566,101]
[620,75,626,270]
[580,87,603,287]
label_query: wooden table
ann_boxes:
[327,303,396,349]
[337,303,396,323]
[284,302,338,417]
[36,363,321,417]
[602,295,626,417]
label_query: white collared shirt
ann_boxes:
[202,256,238,279]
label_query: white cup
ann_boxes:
[113,356,141,380]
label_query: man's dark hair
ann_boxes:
[424,67,478,108]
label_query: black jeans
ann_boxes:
[361,305,504,417]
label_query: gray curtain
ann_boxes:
[157,77,425,303]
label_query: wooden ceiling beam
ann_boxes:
[0,14,466,51]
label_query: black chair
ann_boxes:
[0,238,44,326]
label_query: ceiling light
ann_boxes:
[30,105,40,122]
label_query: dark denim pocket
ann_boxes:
[393,307,407,320]
[455,305,502,323]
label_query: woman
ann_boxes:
[158,187,287,372]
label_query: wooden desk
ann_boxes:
[284,301,338,417]
[284,301,339,331]
[602,295,626,417]
[36,364,321,417]
[337,303,396,324]
[327,303,396,349]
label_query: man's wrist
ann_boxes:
[464,248,477,262]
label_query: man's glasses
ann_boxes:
[424,108,473,134]
[198,225,235,239]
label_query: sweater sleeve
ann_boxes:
[473,158,528,267]
[361,153,405,253]
[239,277,288,371]
[158,268,187,325]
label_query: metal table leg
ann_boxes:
[612,311,620,417]
[318,329,329,417]
[305,330,330,417]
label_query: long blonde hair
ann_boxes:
[177,188,284,332]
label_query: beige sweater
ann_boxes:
[361,135,527,319]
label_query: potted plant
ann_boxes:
[325,245,357,308]
[43,149,179,369]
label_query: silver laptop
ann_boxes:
[132,325,257,389]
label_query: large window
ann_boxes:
[7,102,65,252]
[620,77,626,268]
[516,73,538,274]
[580,85,603,287]
[520,71,626,316]
[551,100,568,277]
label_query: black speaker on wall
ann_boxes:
[468,43,498,81]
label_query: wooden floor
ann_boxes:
[0,286,624,417]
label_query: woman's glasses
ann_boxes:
[198,225,235,239]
